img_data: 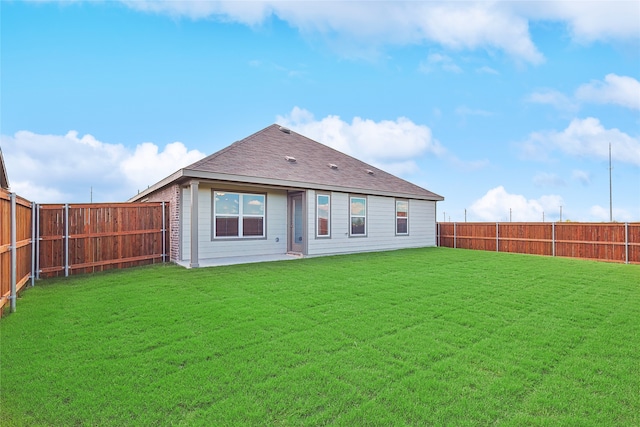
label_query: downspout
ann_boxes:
[162,201,166,263]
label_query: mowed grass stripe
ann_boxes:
[1,248,638,426]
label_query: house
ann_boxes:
[0,148,9,191]
[130,124,444,267]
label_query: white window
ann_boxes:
[396,200,409,235]
[350,196,367,236]
[317,194,331,237]
[213,191,265,238]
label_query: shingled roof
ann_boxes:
[132,124,443,201]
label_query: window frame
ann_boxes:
[316,193,331,238]
[395,199,409,236]
[349,195,367,237]
[212,191,266,239]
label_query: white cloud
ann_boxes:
[121,0,272,25]
[276,107,444,176]
[476,66,499,75]
[469,186,563,222]
[576,74,640,110]
[1,131,205,203]
[116,1,545,64]
[589,205,634,222]
[42,1,639,64]
[9,181,69,203]
[526,74,640,112]
[419,53,463,74]
[416,3,543,63]
[572,169,592,186]
[520,117,640,165]
[526,89,579,112]
[120,141,206,194]
[533,172,566,187]
[522,1,640,43]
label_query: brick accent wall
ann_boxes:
[145,184,181,261]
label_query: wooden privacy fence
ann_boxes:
[437,222,640,264]
[38,203,169,278]
[1,189,34,313]
[1,200,169,313]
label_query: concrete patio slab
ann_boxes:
[175,253,302,268]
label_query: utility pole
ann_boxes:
[560,206,563,222]
[609,142,613,222]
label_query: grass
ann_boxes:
[1,247,638,426]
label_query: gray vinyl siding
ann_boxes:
[306,190,436,257]
[183,185,436,263]
[181,185,288,261]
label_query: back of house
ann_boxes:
[130,124,444,267]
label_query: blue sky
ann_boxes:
[1,0,639,222]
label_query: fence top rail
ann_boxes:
[0,189,32,207]
[554,222,639,226]
[438,221,639,226]
[38,204,66,209]
[38,202,166,209]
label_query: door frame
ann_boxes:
[287,191,306,254]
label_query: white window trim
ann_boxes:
[349,195,367,237]
[396,199,409,236]
[212,191,266,239]
[316,193,331,238]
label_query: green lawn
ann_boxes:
[1,248,638,426]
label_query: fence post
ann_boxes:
[64,204,69,277]
[10,193,17,313]
[437,222,440,247]
[552,222,555,257]
[454,222,457,249]
[31,202,36,287]
[625,223,629,264]
[162,201,166,263]
[496,222,499,252]
[35,204,40,280]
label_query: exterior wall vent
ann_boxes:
[366,169,374,175]
[328,163,338,169]
[279,126,291,134]
[285,156,296,162]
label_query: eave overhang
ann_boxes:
[129,168,444,202]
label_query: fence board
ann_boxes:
[438,222,640,264]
